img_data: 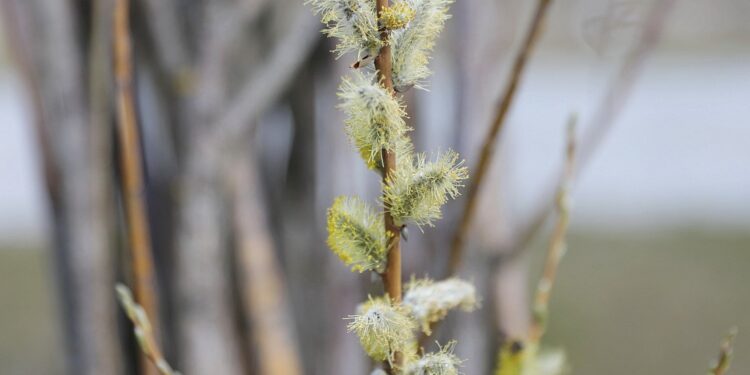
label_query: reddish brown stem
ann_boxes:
[446,0,553,277]
[114,0,161,374]
[375,0,403,371]
[375,0,401,304]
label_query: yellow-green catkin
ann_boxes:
[309,0,477,373]
[384,150,468,227]
[403,277,478,334]
[338,70,411,170]
[327,196,389,273]
[348,298,417,363]
[391,0,454,91]
[308,0,383,60]
[380,1,416,30]
[403,341,461,375]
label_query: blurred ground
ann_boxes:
[2,228,748,374]
[0,246,64,374]
[535,229,750,374]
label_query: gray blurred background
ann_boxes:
[0,0,748,374]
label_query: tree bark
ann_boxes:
[2,1,123,374]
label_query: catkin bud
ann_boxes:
[403,278,478,334]
[403,341,462,375]
[348,298,417,363]
[327,196,389,273]
[384,150,468,227]
[391,0,454,90]
[338,70,411,170]
[380,1,416,30]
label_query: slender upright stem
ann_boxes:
[446,0,553,277]
[499,0,676,264]
[375,0,403,371]
[114,1,161,374]
[528,117,576,343]
[375,0,401,305]
[117,284,178,375]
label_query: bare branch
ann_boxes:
[446,0,554,277]
[136,0,191,77]
[195,0,271,114]
[214,7,319,146]
[375,0,403,371]
[175,143,245,375]
[528,116,576,344]
[502,0,677,262]
[113,1,162,374]
[228,152,304,375]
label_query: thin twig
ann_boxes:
[114,1,162,374]
[709,327,739,375]
[528,116,576,344]
[446,0,554,277]
[117,284,180,375]
[196,0,270,113]
[228,152,304,375]
[501,0,676,263]
[137,0,190,72]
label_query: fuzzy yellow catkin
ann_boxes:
[307,0,383,60]
[403,341,462,375]
[327,196,389,273]
[380,1,416,30]
[338,70,411,170]
[391,0,454,91]
[403,277,478,334]
[384,150,468,227]
[348,298,417,363]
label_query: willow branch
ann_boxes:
[376,0,401,304]
[196,0,270,114]
[228,152,304,375]
[528,116,576,343]
[213,7,319,146]
[374,0,403,372]
[137,0,190,82]
[446,0,553,277]
[114,1,162,374]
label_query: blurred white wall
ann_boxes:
[0,68,46,246]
